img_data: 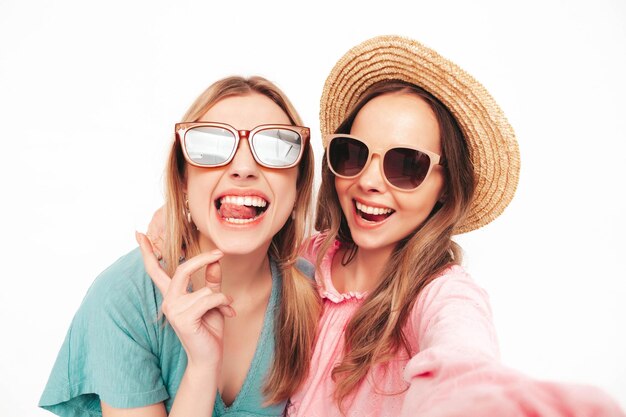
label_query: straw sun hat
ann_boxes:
[320,35,520,233]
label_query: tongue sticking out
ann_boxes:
[220,203,257,219]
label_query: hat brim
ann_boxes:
[320,35,520,234]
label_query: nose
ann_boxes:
[357,154,387,193]
[227,137,260,180]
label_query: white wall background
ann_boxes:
[1,0,624,415]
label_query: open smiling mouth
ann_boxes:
[216,196,269,224]
[354,200,395,223]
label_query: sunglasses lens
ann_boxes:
[251,128,302,167]
[383,147,431,189]
[184,126,236,165]
[328,136,369,176]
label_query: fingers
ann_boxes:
[136,229,224,299]
[218,304,236,318]
[163,287,235,322]
[184,291,235,320]
[205,260,222,293]
[146,206,166,260]
[162,286,221,313]
[145,234,164,261]
[169,250,223,296]
[136,231,171,295]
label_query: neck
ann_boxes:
[195,240,272,297]
[220,247,271,296]
[336,243,395,293]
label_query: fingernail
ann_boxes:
[135,231,142,244]
[212,250,223,256]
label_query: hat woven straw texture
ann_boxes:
[320,35,520,234]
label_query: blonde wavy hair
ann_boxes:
[315,80,475,409]
[163,76,321,403]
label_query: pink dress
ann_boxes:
[287,234,624,417]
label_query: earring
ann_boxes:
[184,195,192,223]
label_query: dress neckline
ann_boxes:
[215,258,280,411]
[317,239,367,303]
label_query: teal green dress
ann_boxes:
[39,248,289,416]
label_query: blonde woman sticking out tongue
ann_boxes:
[40,76,321,417]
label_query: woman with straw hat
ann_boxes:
[287,35,623,416]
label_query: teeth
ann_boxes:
[220,195,267,207]
[224,217,258,224]
[355,201,394,215]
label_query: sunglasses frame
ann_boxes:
[176,121,310,169]
[325,134,442,191]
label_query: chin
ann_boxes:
[351,233,393,251]
[213,237,267,255]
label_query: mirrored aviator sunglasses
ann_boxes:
[326,134,442,190]
[176,122,309,169]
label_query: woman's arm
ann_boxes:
[400,268,625,417]
[405,267,500,380]
[102,402,167,417]
[102,366,218,417]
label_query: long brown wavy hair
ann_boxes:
[315,80,475,408]
[163,76,321,404]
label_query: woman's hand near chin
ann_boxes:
[134,231,236,417]
[136,231,235,369]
